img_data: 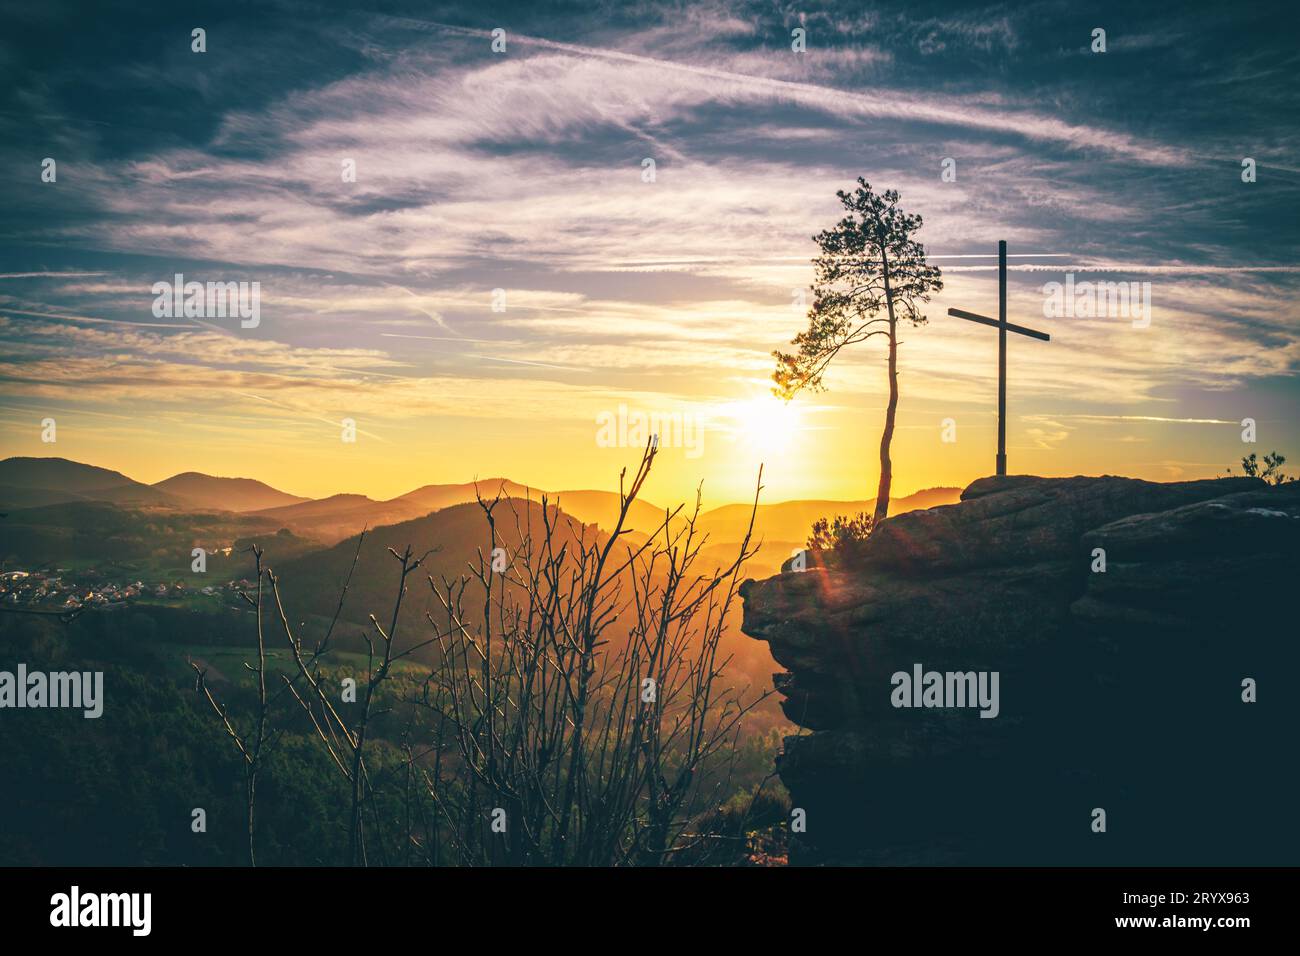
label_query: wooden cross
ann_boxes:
[947,240,1050,477]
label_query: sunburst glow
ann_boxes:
[726,395,803,457]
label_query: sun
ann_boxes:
[729,395,802,456]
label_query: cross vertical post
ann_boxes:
[946,240,1050,477]
[997,239,1007,476]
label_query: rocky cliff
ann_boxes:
[740,475,1300,865]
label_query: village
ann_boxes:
[0,568,256,613]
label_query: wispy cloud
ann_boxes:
[0,0,1295,499]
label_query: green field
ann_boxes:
[159,643,430,687]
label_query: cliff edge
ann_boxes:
[740,475,1300,865]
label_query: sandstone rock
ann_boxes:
[741,474,1297,865]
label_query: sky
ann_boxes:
[0,0,1297,507]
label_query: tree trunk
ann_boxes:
[875,333,897,526]
[874,247,898,527]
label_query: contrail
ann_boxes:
[384,283,454,331]
[372,13,1192,166]
[382,332,500,343]
[381,333,589,371]
[464,353,590,372]
[1051,414,1238,425]
[236,391,388,441]
[0,306,194,329]
[0,272,108,279]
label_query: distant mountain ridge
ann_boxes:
[392,478,532,512]
[0,456,962,547]
[0,456,138,492]
[153,471,311,512]
[694,487,964,543]
[0,456,181,509]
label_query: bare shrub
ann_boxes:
[195,442,772,866]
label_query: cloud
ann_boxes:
[0,0,1295,498]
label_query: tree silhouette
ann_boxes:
[773,179,942,524]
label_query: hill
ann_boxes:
[0,500,310,576]
[1,457,962,553]
[0,456,181,509]
[153,472,310,512]
[0,456,140,493]
[247,493,434,543]
[271,495,781,690]
[390,478,532,512]
[271,499,605,653]
[247,482,671,545]
[546,489,672,537]
[696,487,962,544]
[249,493,377,521]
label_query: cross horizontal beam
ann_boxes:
[947,307,1050,342]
